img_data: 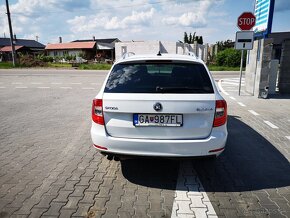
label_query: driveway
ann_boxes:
[0,69,289,217]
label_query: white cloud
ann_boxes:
[161,0,217,28]
[1,0,288,45]
[67,8,155,32]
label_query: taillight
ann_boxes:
[92,99,104,125]
[213,100,227,127]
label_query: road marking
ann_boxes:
[248,110,259,116]
[82,87,95,90]
[12,82,22,84]
[37,87,50,89]
[51,82,62,85]
[171,161,217,218]
[229,96,236,100]
[15,87,28,89]
[222,81,245,86]
[238,102,246,107]
[286,136,290,140]
[223,78,244,82]
[264,121,279,129]
[218,80,229,96]
[70,82,82,85]
[31,82,43,84]
[60,87,72,89]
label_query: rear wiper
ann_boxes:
[156,86,207,93]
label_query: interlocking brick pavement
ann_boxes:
[1,70,290,218]
[0,70,177,218]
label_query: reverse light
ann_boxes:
[213,100,227,127]
[92,99,104,125]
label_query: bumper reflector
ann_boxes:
[209,147,225,153]
[93,144,108,150]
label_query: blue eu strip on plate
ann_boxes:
[133,114,138,125]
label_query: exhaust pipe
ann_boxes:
[107,155,113,161]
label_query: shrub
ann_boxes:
[19,54,47,67]
[216,48,246,67]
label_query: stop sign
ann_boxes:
[237,12,256,30]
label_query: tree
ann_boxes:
[216,39,234,51]
[183,32,189,43]
[182,32,202,44]
[189,33,192,44]
[197,36,203,45]
[191,32,196,44]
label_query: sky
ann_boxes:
[0,0,290,45]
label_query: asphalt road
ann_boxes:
[0,69,289,218]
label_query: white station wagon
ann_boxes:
[91,53,227,159]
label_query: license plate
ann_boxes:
[133,114,183,127]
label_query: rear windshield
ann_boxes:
[104,62,214,94]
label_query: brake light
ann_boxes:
[92,99,104,125]
[213,100,227,127]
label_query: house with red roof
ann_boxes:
[45,41,96,60]
[45,37,120,61]
[0,36,45,61]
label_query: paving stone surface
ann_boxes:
[0,70,177,218]
[0,70,289,218]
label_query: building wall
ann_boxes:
[48,50,83,57]
[279,39,290,94]
[115,41,160,60]
[245,38,273,96]
[115,41,208,62]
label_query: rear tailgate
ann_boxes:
[103,93,215,140]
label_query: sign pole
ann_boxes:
[238,50,244,96]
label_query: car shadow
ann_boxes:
[120,157,179,190]
[193,115,290,192]
[268,93,290,99]
[120,115,290,192]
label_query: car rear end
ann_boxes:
[91,54,227,158]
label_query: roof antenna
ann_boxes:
[157,51,162,56]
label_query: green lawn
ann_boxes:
[1,61,242,72]
[47,63,72,68]
[78,63,112,70]
[207,65,244,71]
[0,62,20,69]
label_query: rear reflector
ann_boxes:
[209,146,225,153]
[92,99,104,125]
[93,144,108,150]
[213,100,227,127]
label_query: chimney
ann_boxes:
[59,36,62,43]
[93,36,95,41]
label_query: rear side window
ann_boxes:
[104,62,214,94]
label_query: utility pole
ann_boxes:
[5,0,16,67]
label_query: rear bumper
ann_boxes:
[90,122,227,157]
